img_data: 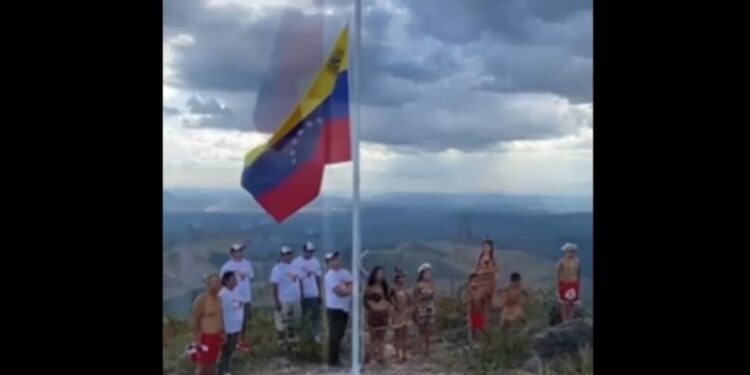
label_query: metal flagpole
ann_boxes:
[350,0,363,374]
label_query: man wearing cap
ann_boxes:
[556,242,582,323]
[293,241,323,342]
[270,245,303,342]
[220,244,255,351]
[324,251,353,366]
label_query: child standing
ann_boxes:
[498,272,528,331]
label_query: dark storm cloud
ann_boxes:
[402,0,528,44]
[164,0,592,151]
[360,91,591,152]
[386,49,459,84]
[402,0,592,101]
[474,43,592,102]
[164,0,440,107]
[186,96,230,115]
[527,0,592,22]
[163,106,180,116]
[179,92,253,130]
[364,6,392,40]
[403,0,591,44]
[182,112,242,130]
[164,0,280,92]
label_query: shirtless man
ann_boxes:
[557,243,582,323]
[192,274,225,375]
[498,272,529,331]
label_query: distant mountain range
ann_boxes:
[163,189,592,214]
[163,188,593,318]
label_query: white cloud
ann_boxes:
[163,120,592,196]
[162,0,593,195]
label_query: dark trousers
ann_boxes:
[327,308,349,366]
[241,302,252,338]
[301,297,321,337]
[219,332,240,374]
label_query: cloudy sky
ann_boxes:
[163,0,592,195]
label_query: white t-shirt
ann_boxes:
[219,287,244,334]
[269,262,302,303]
[220,259,254,303]
[325,268,353,312]
[293,255,322,298]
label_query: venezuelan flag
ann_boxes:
[241,27,351,223]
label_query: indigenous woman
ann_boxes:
[389,267,412,363]
[364,266,391,364]
[413,263,436,358]
[474,238,501,309]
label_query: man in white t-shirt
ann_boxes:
[324,251,353,366]
[269,245,302,341]
[292,241,323,341]
[219,244,255,352]
[218,271,243,375]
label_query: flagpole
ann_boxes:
[351,0,363,374]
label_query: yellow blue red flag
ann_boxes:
[241,27,351,223]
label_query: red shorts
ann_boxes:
[193,333,223,365]
[558,281,581,305]
[470,312,486,331]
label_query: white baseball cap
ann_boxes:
[325,251,340,261]
[303,241,316,252]
[229,243,246,253]
[281,245,293,254]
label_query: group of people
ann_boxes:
[189,242,355,375]
[362,239,582,365]
[362,262,438,365]
[465,239,583,337]
[187,239,582,375]
[189,243,255,375]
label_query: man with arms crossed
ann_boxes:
[270,245,302,342]
[218,271,243,375]
[324,251,353,367]
[219,244,254,352]
[294,241,323,342]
